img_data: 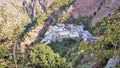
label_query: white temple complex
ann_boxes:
[41,24,98,44]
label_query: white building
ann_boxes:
[41,24,97,44]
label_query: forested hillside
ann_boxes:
[0,0,120,68]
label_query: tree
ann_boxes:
[27,43,69,68]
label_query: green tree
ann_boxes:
[27,43,69,68]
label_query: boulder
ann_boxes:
[105,57,120,68]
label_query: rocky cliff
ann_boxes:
[67,0,120,25]
[22,0,55,19]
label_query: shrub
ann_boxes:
[27,43,69,68]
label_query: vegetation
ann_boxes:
[48,40,88,67]
[0,2,31,67]
[27,43,69,68]
[47,8,120,67]
[49,0,74,11]
[0,0,120,68]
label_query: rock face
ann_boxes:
[71,0,103,17]
[41,24,97,44]
[22,0,55,19]
[91,0,120,25]
[0,0,55,20]
[68,0,120,25]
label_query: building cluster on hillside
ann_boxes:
[41,24,98,44]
